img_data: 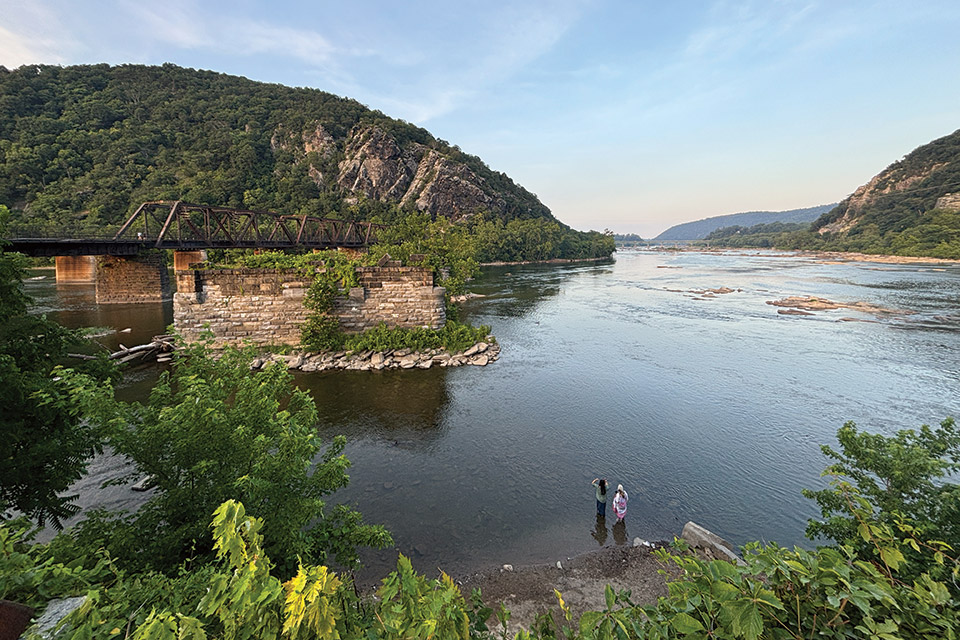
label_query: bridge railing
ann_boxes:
[5,222,123,240]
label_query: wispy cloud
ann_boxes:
[0,2,74,67]
[364,1,591,122]
[123,0,589,123]
[122,1,348,66]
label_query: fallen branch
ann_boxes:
[68,335,179,364]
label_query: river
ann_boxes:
[25,249,960,579]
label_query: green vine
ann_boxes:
[300,254,362,351]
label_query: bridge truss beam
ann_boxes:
[113,201,382,250]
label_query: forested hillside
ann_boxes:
[0,64,612,259]
[702,129,960,258]
[806,127,960,256]
[653,204,834,241]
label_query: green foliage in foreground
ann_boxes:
[804,418,960,585]
[72,341,391,576]
[5,418,958,639]
[0,205,117,528]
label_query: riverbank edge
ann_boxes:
[480,255,613,267]
[631,246,960,265]
[453,520,738,635]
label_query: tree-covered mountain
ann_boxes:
[699,129,960,258]
[653,204,835,241]
[806,128,960,256]
[0,63,612,259]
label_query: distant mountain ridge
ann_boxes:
[653,204,836,241]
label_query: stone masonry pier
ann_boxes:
[53,251,199,303]
[95,253,171,304]
[55,256,97,283]
[173,265,446,346]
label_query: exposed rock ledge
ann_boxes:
[766,296,906,318]
[250,341,500,373]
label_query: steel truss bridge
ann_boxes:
[5,201,384,256]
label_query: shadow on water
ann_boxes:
[295,367,452,446]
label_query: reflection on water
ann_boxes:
[27,252,960,579]
[296,368,452,446]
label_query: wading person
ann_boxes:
[591,478,608,517]
[613,484,628,523]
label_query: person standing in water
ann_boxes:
[613,484,628,522]
[591,478,608,517]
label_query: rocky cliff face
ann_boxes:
[818,162,949,234]
[276,123,521,220]
[814,128,960,235]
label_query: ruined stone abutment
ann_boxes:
[173,266,446,346]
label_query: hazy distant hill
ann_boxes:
[653,204,835,241]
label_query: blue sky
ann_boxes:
[2,1,959,236]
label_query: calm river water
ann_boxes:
[26,250,960,578]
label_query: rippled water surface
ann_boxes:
[27,250,960,577]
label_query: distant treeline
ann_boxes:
[613,233,645,245]
[702,209,960,259]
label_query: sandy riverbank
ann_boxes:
[797,250,960,265]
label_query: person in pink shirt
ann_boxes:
[612,484,628,522]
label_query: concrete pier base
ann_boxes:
[173,250,207,271]
[95,254,171,304]
[55,255,97,283]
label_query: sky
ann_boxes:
[2,1,959,237]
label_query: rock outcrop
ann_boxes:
[813,127,960,236]
[337,126,419,202]
[277,122,531,221]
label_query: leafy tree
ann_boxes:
[75,340,391,575]
[803,418,960,585]
[0,205,115,528]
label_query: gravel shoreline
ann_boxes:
[456,542,675,635]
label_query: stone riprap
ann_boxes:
[253,341,499,372]
[173,265,446,346]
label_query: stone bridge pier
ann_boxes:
[55,256,98,283]
[51,251,208,304]
[173,264,446,346]
[94,254,171,304]
[172,250,206,271]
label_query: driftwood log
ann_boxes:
[69,335,178,364]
